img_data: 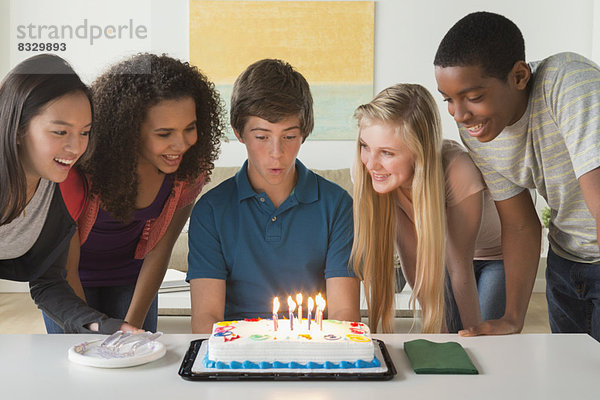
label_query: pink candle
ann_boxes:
[319,311,323,330]
[287,296,296,331]
[307,297,314,330]
[296,293,303,325]
[316,293,326,331]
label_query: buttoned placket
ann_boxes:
[255,195,282,242]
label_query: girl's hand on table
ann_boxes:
[85,321,144,333]
[120,322,145,333]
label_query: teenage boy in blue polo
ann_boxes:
[434,12,600,341]
[187,59,360,333]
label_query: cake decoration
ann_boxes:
[203,292,381,370]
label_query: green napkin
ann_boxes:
[404,339,478,374]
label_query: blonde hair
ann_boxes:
[350,84,446,333]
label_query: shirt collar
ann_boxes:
[293,159,318,204]
[235,161,256,201]
[235,159,318,204]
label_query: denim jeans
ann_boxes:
[43,284,158,333]
[546,247,600,342]
[445,259,506,333]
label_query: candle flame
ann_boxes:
[308,297,314,312]
[273,297,280,314]
[296,293,302,305]
[316,293,326,310]
[287,296,296,312]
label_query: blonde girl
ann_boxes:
[351,83,504,333]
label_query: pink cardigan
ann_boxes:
[77,175,205,259]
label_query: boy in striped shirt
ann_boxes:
[434,11,600,341]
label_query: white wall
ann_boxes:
[1,0,598,169]
[375,0,595,145]
[196,0,600,169]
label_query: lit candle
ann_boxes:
[316,293,326,331]
[296,293,303,326]
[315,293,323,326]
[307,297,314,330]
[273,297,280,331]
[287,296,296,331]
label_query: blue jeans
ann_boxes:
[43,284,158,333]
[445,259,506,333]
[546,247,600,342]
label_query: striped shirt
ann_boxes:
[460,52,600,263]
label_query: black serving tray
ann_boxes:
[178,338,396,381]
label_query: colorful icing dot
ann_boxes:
[346,334,370,343]
[216,321,236,327]
[244,318,261,322]
[349,327,367,335]
[323,334,341,341]
[328,320,343,324]
[214,331,233,337]
[224,334,240,342]
[298,334,312,340]
[214,325,235,333]
[250,334,270,341]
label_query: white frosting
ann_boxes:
[207,319,374,364]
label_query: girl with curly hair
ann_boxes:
[1,54,137,333]
[43,53,225,333]
[351,83,505,333]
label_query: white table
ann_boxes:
[0,333,598,400]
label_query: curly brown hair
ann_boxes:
[81,53,225,222]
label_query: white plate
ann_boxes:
[68,339,166,368]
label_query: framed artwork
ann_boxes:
[190,0,374,140]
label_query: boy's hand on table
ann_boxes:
[459,317,523,337]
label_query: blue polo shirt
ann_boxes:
[186,159,354,320]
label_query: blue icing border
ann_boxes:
[203,351,381,370]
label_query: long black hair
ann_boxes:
[0,54,90,225]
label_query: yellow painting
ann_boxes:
[190,0,374,140]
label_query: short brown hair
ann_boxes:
[230,59,313,140]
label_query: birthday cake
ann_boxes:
[203,319,380,370]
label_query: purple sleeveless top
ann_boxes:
[79,176,173,287]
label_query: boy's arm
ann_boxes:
[460,189,541,336]
[578,167,600,251]
[326,277,360,322]
[187,197,229,333]
[190,278,225,333]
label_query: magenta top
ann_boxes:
[79,176,173,287]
